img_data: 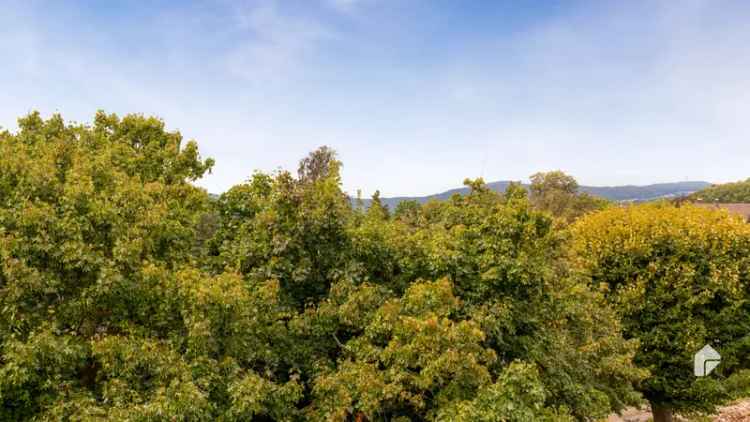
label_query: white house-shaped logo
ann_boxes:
[694,344,721,377]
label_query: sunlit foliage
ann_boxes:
[0,112,651,421]
[690,178,750,203]
[572,204,750,421]
[529,170,609,222]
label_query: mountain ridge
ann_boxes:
[355,180,711,210]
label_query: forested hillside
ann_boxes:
[0,112,748,422]
[690,178,750,203]
[359,181,710,210]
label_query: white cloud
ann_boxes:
[226,0,336,82]
[2,0,749,196]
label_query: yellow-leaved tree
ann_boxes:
[572,204,750,422]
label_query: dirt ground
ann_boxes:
[607,399,750,421]
[714,400,750,422]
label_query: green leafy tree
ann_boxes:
[344,178,645,420]
[206,147,358,407]
[367,190,390,221]
[209,148,351,309]
[1,114,646,421]
[394,199,422,225]
[310,279,497,420]
[572,203,750,422]
[0,112,301,420]
[0,112,214,419]
[689,178,750,203]
[298,145,339,184]
[437,362,575,422]
[529,170,609,222]
[211,157,643,420]
[503,181,528,202]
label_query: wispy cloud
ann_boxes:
[1,1,749,196]
[226,1,337,83]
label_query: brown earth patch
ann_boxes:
[607,399,750,422]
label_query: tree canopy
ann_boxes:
[572,204,750,421]
[528,170,609,222]
[690,178,750,203]
[0,111,746,421]
[0,111,216,420]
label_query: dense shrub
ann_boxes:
[572,204,750,421]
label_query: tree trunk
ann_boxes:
[651,403,673,422]
[354,412,368,422]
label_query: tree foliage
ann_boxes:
[529,170,609,222]
[689,178,750,203]
[572,204,750,420]
[0,111,218,420]
[0,111,667,421]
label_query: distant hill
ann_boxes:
[356,181,711,209]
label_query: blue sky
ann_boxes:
[2,0,749,196]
